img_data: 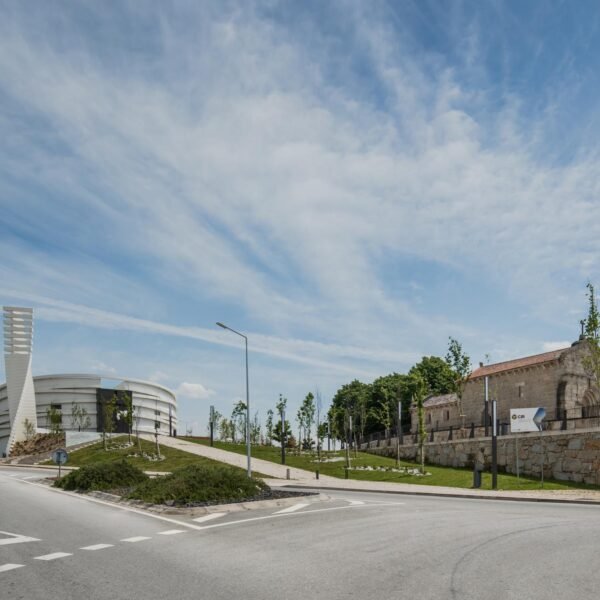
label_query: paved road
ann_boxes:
[2,465,600,599]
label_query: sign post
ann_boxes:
[491,400,498,490]
[52,448,68,479]
[510,408,546,485]
[209,405,215,447]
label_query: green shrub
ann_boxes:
[128,464,268,505]
[55,460,148,491]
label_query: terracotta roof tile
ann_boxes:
[470,348,569,379]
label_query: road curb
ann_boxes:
[275,483,600,506]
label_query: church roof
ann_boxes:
[423,393,458,407]
[469,347,569,379]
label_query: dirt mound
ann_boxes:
[11,433,66,457]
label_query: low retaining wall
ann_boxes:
[364,429,600,485]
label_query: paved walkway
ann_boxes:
[143,435,337,482]
[151,436,600,504]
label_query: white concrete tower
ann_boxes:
[3,307,37,455]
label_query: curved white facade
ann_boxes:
[0,373,177,456]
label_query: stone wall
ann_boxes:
[364,428,600,485]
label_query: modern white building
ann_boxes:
[1,306,177,457]
[0,374,177,456]
[2,307,37,455]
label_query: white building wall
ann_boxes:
[3,307,37,455]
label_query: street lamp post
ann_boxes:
[216,322,251,478]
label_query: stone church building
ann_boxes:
[415,338,598,434]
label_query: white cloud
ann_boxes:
[542,341,572,352]
[88,361,117,375]
[176,382,215,401]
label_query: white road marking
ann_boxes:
[121,536,151,543]
[80,544,114,551]
[34,552,72,561]
[22,476,39,480]
[157,529,185,535]
[347,499,365,505]
[0,531,40,546]
[0,563,25,573]
[193,512,226,523]
[196,502,403,531]
[274,503,310,514]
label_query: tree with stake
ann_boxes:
[70,402,91,432]
[445,337,471,428]
[265,409,274,446]
[102,394,117,451]
[407,373,428,474]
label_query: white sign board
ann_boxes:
[510,408,546,433]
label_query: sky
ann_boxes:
[2,0,600,435]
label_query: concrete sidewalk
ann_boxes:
[145,435,337,482]
[153,436,600,505]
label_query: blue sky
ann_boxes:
[2,1,600,434]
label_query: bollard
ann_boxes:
[472,464,482,489]
[286,468,291,480]
[315,469,319,480]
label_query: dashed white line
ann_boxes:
[22,476,39,480]
[80,544,114,551]
[121,536,151,543]
[157,529,185,536]
[347,500,365,505]
[192,513,226,524]
[274,503,310,514]
[0,563,25,573]
[34,552,72,561]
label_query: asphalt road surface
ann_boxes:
[1,465,600,599]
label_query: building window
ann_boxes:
[427,414,432,424]
[445,410,450,421]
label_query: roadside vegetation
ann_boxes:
[181,438,599,491]
[55,460,148,491]
[128,464,267,505]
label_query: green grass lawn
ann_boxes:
[181,437,599,492]
[44,436,240,474]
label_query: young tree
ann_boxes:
[46,406,63,436]
[102,394,117,450]
[300,392,316,449]
[23,418,35,441]
[445,337,471,425]
[231,401,247,444]
[134,405,143,451]
[265,409,274,445]
[272,419,292,445]
[70,402,91,432]
[406,372,428,474]
[583,283,600,402]
[250,411,261,444]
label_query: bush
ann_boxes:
[55,460,148,491]
[128,464,268,505]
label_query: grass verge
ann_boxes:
[181,438,600,492]
[44,436,230,472]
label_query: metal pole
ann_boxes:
[396,400,401,467]
[281,407,286,465]
[216,323,252,478]
[245,336,251,478]
[492,399,498,490]
[209,405,214,447]
[484,376,489,437]
[515,435,520,483]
